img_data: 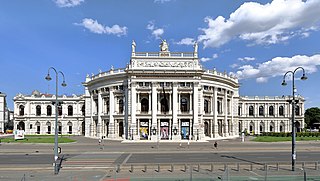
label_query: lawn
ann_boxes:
[252,136,320,142]
[0,135,75,143]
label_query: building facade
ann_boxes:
[0,92,6,133]
[12,42,305,141]
[239,96,305,135]
[13,90,85,135]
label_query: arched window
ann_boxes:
[36,105,41,116]
[181,98,188,112]
[249,106,254,116]
[58,122,62,134]
[68,105,73,116]
[36,121,40,134]
[280,122,285,132]
[119,99,124,114]
[204,100,209,113]
[249,122,254,133]
[269,122,275,132]
[269,106,274,116]
[279,106,284,116]
[19,105,25,116]
[67,121,72,134]
[47,105,52,116]
[81,105,85,116]
[259,106,264,116]
[58,105,62,116]
[160,98,168,112]
[217,100,222,114]
[295,105,300,116]
[259,122,265,133]
[46,121,51,134]
[141,98,149,112]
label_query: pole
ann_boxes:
[291,74,296,171]
[54,70,59,174]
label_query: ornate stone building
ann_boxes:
[239,96,305,135]
[82,41,304,141]
[13,42,305,141]
[13,90,85,135]
[0,92,6,133]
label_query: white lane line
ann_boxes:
[121,153,132,165]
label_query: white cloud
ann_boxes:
[154,0,172,3]
[176,38,195,45]
[212,53,218,59]
[54,0,84,7]
[77,18,127,37]
[238,57,256,62]
[147,21,164,39]
[200,57,211,62]
[234,54,320,83]
[230,64,239,68]
[198,0,320,48]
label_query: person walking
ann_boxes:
[214,141,218,149]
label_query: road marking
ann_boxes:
[121,153,132,165]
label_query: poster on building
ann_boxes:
[139,121,149,140]
[181,121,189,140]
[160,121,169,140]
[14,130,25,140]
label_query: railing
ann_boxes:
[133,52,195,58]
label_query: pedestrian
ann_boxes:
[214,141,218,149]
[98,139,101,145]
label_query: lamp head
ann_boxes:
[61,81,67,87]
[281,80,287,86]
[45,74,52,81]
[301,74,308,80]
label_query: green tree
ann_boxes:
[305,107,320,128]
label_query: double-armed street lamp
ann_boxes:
[45,67,67,175]
[281,67,307,171]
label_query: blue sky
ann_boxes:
[1,0,320,109]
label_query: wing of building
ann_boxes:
[13,41,305,141]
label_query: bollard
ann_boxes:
[116,164,120,173]
[224,164,227,171]
[197,164,200,172]
[211,163,214,172]
[144,165,147,172]
[250,163,253,171]
[237,163,240,172]
[302,162,305,169]
[157,164,160,172]
[315,161,318,170]
[264,163,267,171]
[276,163,279,171]
[130,165,133,172]
[184,164,187,172]
[171,164,174,172]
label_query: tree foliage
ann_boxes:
[305,107,320,128]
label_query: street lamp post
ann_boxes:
[45,67,67,175]
[281,67,307,171]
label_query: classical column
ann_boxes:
[124,82,129,139]
[90,94,94,137]
[97,91,103,138]
[131,83,138,140]
[230,92,234,136]
[213,87,219,137]
[172,83,179,140]
[193,82,199,140]
[224,90,228,137]
[151,82,158,141]
[109,88,115,138]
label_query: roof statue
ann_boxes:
[193,42,198,53]
[132,40,136,53]
[160,39,169,52]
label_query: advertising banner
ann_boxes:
[14,130,25,140]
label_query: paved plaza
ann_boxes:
[0,136,320,180]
